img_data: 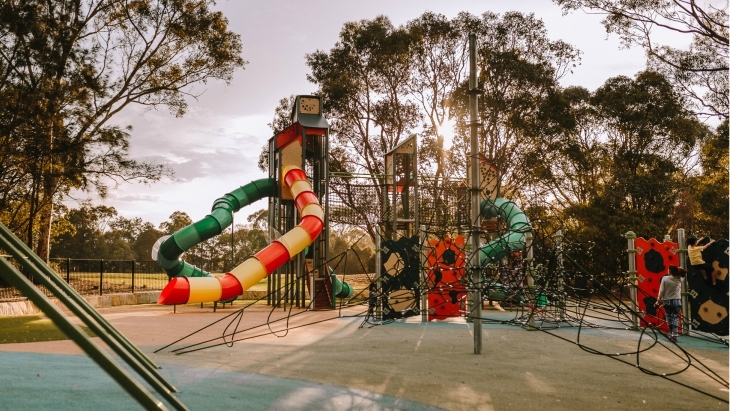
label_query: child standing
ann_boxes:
[654,265,686,342]
[687,236,716,285]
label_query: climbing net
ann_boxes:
[155,202,728,404]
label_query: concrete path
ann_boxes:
[0,304,727,410]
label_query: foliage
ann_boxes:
[329,225,376,274]
[0,0,245,260]
[523,70,709,280]
[45,204,379,277]
[555,0,729,119]
[286,11,582,242]
[676,119,729,238]
[449,11,581,198]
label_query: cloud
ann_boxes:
[68,105,274,226]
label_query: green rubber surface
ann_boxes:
[0,352,443,411]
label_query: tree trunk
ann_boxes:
[35,174,57,263]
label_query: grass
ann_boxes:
[0,315,95,344]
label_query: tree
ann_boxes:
[449,12,580,198]
[296,11,581,242]
[530,71,709,279]
[50,203,118,259]
[677,118,729,238]
[405,12,469,182]
[109,216,161,260]
[132,224,164,261]
[555,0,728,118]
[329,225,376,274]
[0,0,245,261]
[159,211,194,235]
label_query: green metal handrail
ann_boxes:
[0,223,187,411]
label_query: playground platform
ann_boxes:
[0,304,727,410]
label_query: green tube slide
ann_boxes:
[478,198,531,265]
[479,198,531,301]
[155,178,278,278]
[329,266,354,298]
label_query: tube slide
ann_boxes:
[329,266,353,298]
[157,166,331,305]
[478,198,531,265]
[154,178,277,279]
[479,198,531,301]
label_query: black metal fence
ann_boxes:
[0,257,169,302]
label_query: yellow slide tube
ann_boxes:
[230,258,268,291]
[187,277,223,303]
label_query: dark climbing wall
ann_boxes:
[379,235,421,319]
[686,238,729,336]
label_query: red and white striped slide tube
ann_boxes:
[157,166,324,305]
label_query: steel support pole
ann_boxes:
[526,231,536,330]
[375,231,382,322]
[626,231,638,328]
[468,32,482,354]
[677,228,690,332]
[420,225,428,323]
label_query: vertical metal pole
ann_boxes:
[468,32,482,354]
[677,228,690,332]
[131,260,135,293]
[392,152,398,237]
[100,259,104,296]
[420,225,428,323]
[376,231,382,321]
[525,231,535,329]
[554,230,565,322]
[230,212,234,273]
[626,231,638,328]
[66,257,70,283]
[296,251,303,308]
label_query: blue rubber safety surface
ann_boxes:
[0,352,444,410]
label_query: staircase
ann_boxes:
[306,260,333,310]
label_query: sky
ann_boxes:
[71,0,684,228]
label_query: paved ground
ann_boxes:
[0,303,727,410]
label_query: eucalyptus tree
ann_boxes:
[405,12,469,181]
[0,0,245,260]
[50,203,118,259]
[268,11,581,241]
[555,0,728,119]
[532,71,710,278]
[449,11,581,198]
[306,16,420,240]
[677,119,729,238]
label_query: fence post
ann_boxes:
[419,225,428,323]
[99,259,104,296]
[677,228,690,333]
[625,231,638,329]
[131,260,135,293]
[525,230,536,330]
[66,257,70,283]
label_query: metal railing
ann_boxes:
[0,257,168,302]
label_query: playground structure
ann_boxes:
[147,88,728,343]
[153,95,352,309]
[130,90,728,355]
[1,95,727,410]
[0,32,726,408]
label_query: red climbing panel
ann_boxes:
[426,236,467,321]
[635,237,682,334]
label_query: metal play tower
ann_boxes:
[267,95,334,309]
